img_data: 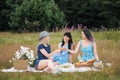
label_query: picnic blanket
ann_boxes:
[1,63,104,74]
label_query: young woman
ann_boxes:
[66,28,99,62]
[34,31,60,71]
[52,32,74,64]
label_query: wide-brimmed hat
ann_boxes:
[38,31,50,41]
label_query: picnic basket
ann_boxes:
[13,60,28,70]
[74,62,93,68]
[74,59,96,68]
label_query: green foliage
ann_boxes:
[9,0,66,32]
[0,0,25,31]
[1,0,120,32]
[55,0,120,29]
[0,0,10,31]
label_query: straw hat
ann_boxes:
[38,31,50,41]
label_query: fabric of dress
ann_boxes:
[53,44,69,64]
[80,40,95,62]
[34,44,51,68]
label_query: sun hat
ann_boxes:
[38,31,50,40]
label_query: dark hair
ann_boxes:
[82,28,94,42]
[61,32,73,49]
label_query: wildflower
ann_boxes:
[11,46,35,66]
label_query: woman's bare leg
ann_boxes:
[37,60,50,70]
[42,67,49,72]
[48,60,55,71]
[37,60,55,71]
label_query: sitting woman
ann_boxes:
[66,28,99,63]
[51,32,74,64]
[34,31,60,71]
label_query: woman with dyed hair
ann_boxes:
[66,28,99,62]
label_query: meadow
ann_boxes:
[0,30,120,80]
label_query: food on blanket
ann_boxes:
[74,58,95,66]
[75,62,86,65]
[82,62,88,64]
[62,65,70,68]
[74,61,93,68]
[75,62,81,65]
[75,59,96,65]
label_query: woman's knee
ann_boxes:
[37,60,49,69]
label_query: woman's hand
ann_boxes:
[58,48,66,51]
[54,48,62,53]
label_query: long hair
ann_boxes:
[82,28,94,42]
[61,32,73,49]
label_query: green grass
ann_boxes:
[0,30,120,80]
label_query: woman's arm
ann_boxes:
[67,41,80,54]
[71,44,75,50]
[40,49,60,58]
[93,42,99,60]
[58,43,62,48]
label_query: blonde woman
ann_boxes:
[34,31,60,71]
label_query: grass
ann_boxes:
[0,30,120,80]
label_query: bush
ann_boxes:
[9,0,66,33]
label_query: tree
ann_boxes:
[55,0,120,29]
[9,0,66,32]
[0,0,25,31]
[0,0,10,31]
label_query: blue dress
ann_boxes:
[80,40,95,62]
[34,44,51,68]
[53,44,69,64]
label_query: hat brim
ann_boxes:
[38,37,44,41]
[38,33,51,41]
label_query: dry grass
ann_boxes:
[0,30,120,80]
